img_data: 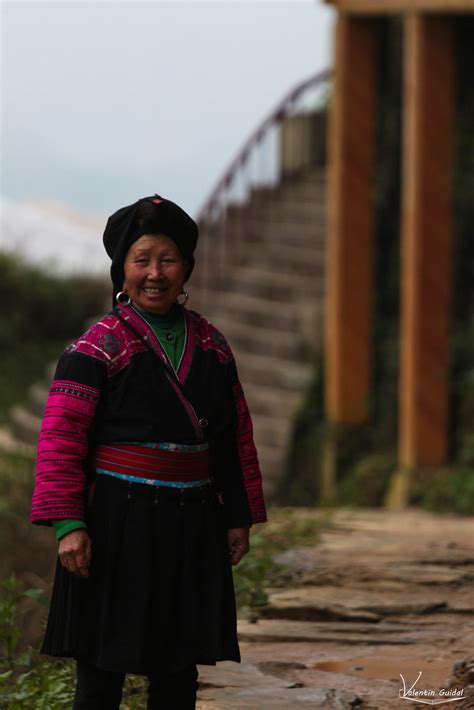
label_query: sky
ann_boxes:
[1,0,334,221]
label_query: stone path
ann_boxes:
[196,508,474,709]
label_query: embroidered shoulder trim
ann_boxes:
[64,314,147,376]
[187,310,234,364]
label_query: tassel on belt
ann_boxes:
[93,443,210,482]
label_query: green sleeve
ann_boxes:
[52,519,88,541]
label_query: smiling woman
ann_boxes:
[30,194,267,709]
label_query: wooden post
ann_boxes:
[325,15,377,425]
[323,14,377,501]
[387,13,454,507]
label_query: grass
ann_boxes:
[233,506,331,616]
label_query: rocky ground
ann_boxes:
[196,508,474,709]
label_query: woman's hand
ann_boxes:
[58,529,92,578]
[227,527,250,566]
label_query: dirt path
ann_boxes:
[197,508,474,709]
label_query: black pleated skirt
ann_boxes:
[41,475,240,676]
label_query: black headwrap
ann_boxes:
[103,194,198,302]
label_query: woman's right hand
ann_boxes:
[58,529,92,578]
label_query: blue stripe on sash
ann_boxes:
[96,468,210,488]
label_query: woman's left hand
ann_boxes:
[227,527,250,566]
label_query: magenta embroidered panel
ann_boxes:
[66,315,148,377]
[30,380,101,524]
[188,310,234,364]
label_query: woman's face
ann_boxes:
[122,234,188,315]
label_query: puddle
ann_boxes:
[314,656,453,687]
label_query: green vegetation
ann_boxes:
[0,252,108,423]
[233,506,329,614]
[0,574,149,709]
[412,467,474,516]
[0,575,74,710]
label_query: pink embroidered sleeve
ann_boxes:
[31,377,102,525]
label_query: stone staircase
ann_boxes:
[193,167,326,497]
[0,167,327,500]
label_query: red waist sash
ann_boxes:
[94,443,210,482]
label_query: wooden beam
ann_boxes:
[324,0,474,14]
[398,14,454,472]
[324,15,377,425]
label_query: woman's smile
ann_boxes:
[143,285,170,296]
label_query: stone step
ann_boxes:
[192,266,325,306]
[197,660,362,709]
[242,196,326,225]
[256,443,286,468]
[252,414,293,448]
[231,193,325,220]
[210,293,313,334]
[193,223,326,287]
[257,447,285,488]
[259,216,326,236]
[260,588,382,623]
[261,585,451,621]
[280,168,326,184]
[9,405,42,446]
[218,227,320,265]
[239,242,325,277]
[230,266,324,302]
[238,618,417,645]
[240,217,326,244]
[243,383,302,418]
[258,237,325,260]
[207,302,323,361]
[271,193,326,213]
[274,180,327,202]
[233,351,313,391]
[232,260,325,284]
[248,183,279,202]
[215,319,308,361]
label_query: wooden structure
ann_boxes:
[323,0,473,505]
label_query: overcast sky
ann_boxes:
[1,1,334,219]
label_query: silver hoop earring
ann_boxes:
[176,290,189,306]
[116,291,131,305]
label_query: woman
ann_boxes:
[31,195,267,709]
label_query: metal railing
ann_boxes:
[193,69,331,301]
